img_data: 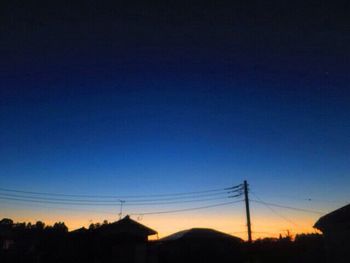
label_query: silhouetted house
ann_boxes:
[70,215,158,263]
[159,228,243,263]
[314,204,350,263]
[96,215,157,242]
[70,226,88,234]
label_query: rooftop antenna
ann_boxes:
[118,200,125,220]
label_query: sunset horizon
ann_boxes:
[0,181,339,240]
[1,1,349,262]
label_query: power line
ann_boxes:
[0,185,239,199]
[126,196,234,206]
[0,201,116,215]
[250,192,300,228]
[129,200,244,216]
[0,196,123,206]
[0,193,123,203]
[123,191,235,202]
[228,184,243,190]
[0,190,238,204]
[255,193,347,205]
[250,199,325,215]
[0,194,236,206]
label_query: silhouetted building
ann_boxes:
[96,215,157,242]
[314,204,350,263]
[68,215,158,263]
[70,226,88,234]
[159,228,243,263]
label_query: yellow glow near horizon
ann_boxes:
[0,206,321,241]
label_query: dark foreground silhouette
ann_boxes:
[0,216,328,263]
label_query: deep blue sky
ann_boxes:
[0,1,350,233]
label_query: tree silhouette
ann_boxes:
[0,218,13,227]
[35,221,45,231]
[53,222,68,232]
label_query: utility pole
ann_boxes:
[244,180,252,243]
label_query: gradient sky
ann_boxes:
[0,1,350,239]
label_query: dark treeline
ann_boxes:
[249,234,326,263]
[0,218,326,263]
[0,218,68,232]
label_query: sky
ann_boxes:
[0,1,350,239]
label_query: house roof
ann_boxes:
[314,203,350,232]
[70,227,88,234]
[160,228,242,243]
[97,215,157,236]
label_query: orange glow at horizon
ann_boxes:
[0,206,321,241]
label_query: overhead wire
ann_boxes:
[0,191,234,203]
[261,192,347,205]
[2,202,117,215]
[124,196,235,206]
[0,185,240,199]
[0,196,123,206]
[250,191,301,228]
[0,194,238,206]
[0,184,243,209]
[0,184,244,226]
[1,182,325,234]
[0,198,244,216]
[129,199,244,216]
[250,199,325,215]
